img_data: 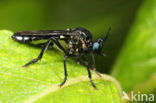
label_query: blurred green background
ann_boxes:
[0,0,143,73]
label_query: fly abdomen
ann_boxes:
[11,35,34,43]
[11,31,49,43]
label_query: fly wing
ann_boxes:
[14,30,73,37]
[12,30,74,43]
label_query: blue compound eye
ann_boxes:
[93,42,100,50]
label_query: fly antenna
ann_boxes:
[103,27,111,41]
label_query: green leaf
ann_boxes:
[0,30,121,103]
[111,0,156,93]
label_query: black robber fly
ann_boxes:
[11,27,111,89]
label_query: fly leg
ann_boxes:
[23,38,52,67]
[59,55,69,87]
[51,37,71,87]
[36,42,53,48]
[23,37,66,67]
[81,55,97,89]
[91,52,96,70]
[91,52,102,77]
[50,37,66,54]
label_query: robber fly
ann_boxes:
[11,27,111,89]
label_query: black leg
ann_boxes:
[51,38,66,54]
[36,42,53,48]
[91,52,102,77]
[81,56,97,89]
[23,38,52,67]
[23,37,66,67]
[59,55,69,87]
[91,52,96,70]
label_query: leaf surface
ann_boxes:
[0,30,121,103]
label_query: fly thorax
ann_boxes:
[68,41,74,54]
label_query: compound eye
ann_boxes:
[93,42,100,51]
